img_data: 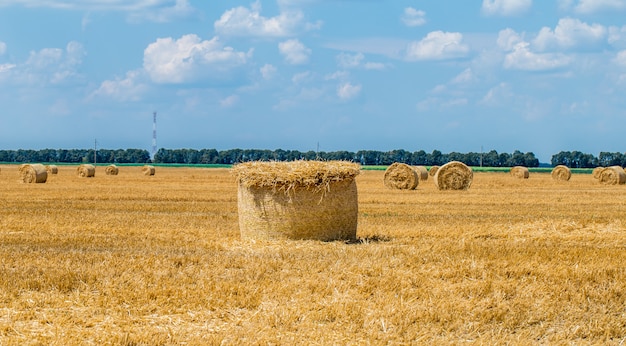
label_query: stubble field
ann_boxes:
[0,164,625,345]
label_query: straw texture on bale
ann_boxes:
[383,163,419,190]
[433,161,473,191]
[142,165,155,176]
[414,166,429,181]
[233,160,360,241]
[20,164,48,183]
[429,165,439,177]
[77,164,96,178]
[46,165,58,175]
[592,167,604,180]
[510,166,529,179]
[551,165,571,181]
[105,164,119,175]
[598,166,626,185]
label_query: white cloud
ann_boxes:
[402,7,426,27]
[215,1,305,37]
[480,82,513,106]
[220,95,239,108]
[143,34,250,84]
[128,0,196,23]
[337,52,364,69]
[406,31,469,61]
[533,18,607,51]
[260,64,277,80]
[608,25,626,49]
[451,68,474,85]
[482,0,532,16]
[504,42,570,70]
[0,42,6,55]
[571,0,626,13]
[497,28,525,51]
[0,0,177,11]
[15,41,86,84]
[90,70,147,101]
[337,82,361,100]
[614,50,626,66]
[278,39,311,65]
[292,71,312,84]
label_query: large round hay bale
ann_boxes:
[233,160,360,241]
[510,166,529,179]
[20,164,47,183]
[46,165,58,175]
[598,166,626,185]
[551,165,571,181]
[592,167,604,180]
[142,165,155,176]
[429,165,439,177]
[105,164,119,175]
[383,163,419,190]
[77,164,95,178]
[433,161,473,190]
[414,166,429,181]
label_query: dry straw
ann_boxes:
[429,165,440,177]
[598,166,626,185]
[592,167,604,180]
[551,165,571,181]
[383,163,419,190]
[46,165,58,175]
[142,165,155,176]
[233,160,360,241]
[414,166,429,181]
[105,164,119,175]
[510,166,529,179]
[433,161,473,190]
[77,164,96,178]
[20,163,48,183]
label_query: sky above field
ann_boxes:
[2,0,626,162]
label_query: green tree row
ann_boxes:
[551,151,626,168]
[0,149,150,164]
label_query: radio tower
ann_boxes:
[152,111,157,160]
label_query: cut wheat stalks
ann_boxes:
[142,165,155,176]
[19,163,48,183]
[598,166,626,185]
[414,166,429,181]
[233,160,360,241]
[46,165,58,175]
[592,167,604,180]
[510,166,529,179]
[429,165,439,177]
[433,161,473,190]
[551,165,571,181]
[383,163,419,190]
[105,164,119,176]
[77,164,96,178]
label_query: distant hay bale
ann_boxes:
[233,160,360,241]
[46,165,58,175]
[598,166,626,185]
[510,166,529,179]
[433,161,473,190]
[592,167,604,180]
[414,166,429,181]
[142,165,155,176]
[77,164,96,178]
[20,164,47,183]
[105,164,119,175]
[429,165,440,177]
[383,163,419,190]
[551,165,571,181]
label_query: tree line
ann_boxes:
[551,151,626,168]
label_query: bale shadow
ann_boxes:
[343,234,392,245]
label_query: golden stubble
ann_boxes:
[0,164,625,345]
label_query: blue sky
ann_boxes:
[2,0,626,162]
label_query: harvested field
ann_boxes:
[0,164,625,345]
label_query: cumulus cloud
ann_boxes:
[260,64,277,80]
[482,0,532,16]
[215,1,305,37]
[16,41,86,84]
[90,70,147,101]
[128,0,196,23]
[497,28,525,51]
[278,39,311,65]
[570,0,626,13]
[406,31,469,61]
[402,7,426,27]
[533,17,607,51]
[504,42,570,70]
[143,34,250,84]
[337,82,361,100]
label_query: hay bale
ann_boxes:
[551,165,571,181]
[105,164,119,175]
[414,166,429,181]
[20,164,47,183]
[77,164,96,178]
[46,165,58,175]
[592,167,604,180]
[142,165,155,176]
[510,166,529,179]
[383,163,419,190]
[429,165,439,177]
[233,160,360,241]
[598,166,626,185]
[433,161,473,190]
